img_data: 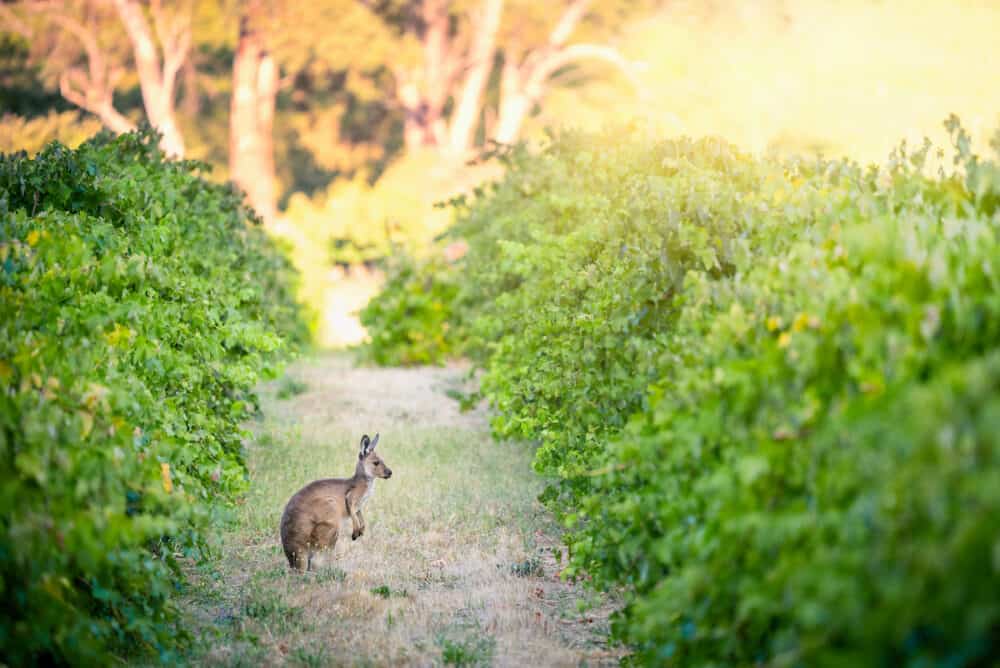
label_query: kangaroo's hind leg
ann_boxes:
[285,544,305,572]
[282,522,307,571]
[308,522,339,572]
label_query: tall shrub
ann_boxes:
[573,127,1000,665]
[0,129,305,663]
[363,120,1000,664]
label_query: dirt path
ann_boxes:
[178,354,622,667]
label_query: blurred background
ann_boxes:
[3,0,999,346]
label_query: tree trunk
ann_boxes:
[422,0,449,147]
[230,13,260,188]
[399,78,428,152]
[494,94,532,145]
[254,50,278,222]
[399,0,453,153]
[447,0,503,157]
[229,0,277,223]
[494,57,530,145]
[148,100,185,158]
[112,0,187,157]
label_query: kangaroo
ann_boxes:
[279,433,392,571]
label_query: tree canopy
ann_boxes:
[2,0,650,190]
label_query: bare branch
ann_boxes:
[59,67,136,134]
[0,4,32,37]
[39,10,101,58]
[47,11,113,91]
[113,0,163,92]
[58,68,89,109]
[547,0,592,48]
[150,0,192,97]
[161,24,191,102]
[514,0,591,84]
[495,41,644,145]
[149,0,168,46]
[17,1,139,135]
[526,43,643,96]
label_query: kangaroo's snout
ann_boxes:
[384,468,393,479]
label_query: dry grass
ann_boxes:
[176,354,622,667]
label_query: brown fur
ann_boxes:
[280,433,392,571]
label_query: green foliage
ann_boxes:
[573,124,1000,666]
[437,633,496,667]
[275,375,309,400]
[363,119,1000,665]
[370,584,409,599]
[359,252,459,366]
[452,132,771,486]
[242,591,302,623]
[0,128,306,663]
[290,644,330,668]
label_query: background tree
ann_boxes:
[379,0,646,158]
[1,0,193,157]
[0,0,648,207]
[1,1,135,135]
[492,0,646,144]
[230,0,276,221]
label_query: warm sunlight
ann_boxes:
[536,1,1000,164]
[3,1,1000,665]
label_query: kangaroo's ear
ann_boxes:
[359,434,370,458]
[369,433,379,451]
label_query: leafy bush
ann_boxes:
[372,132,785,481]
[0,129,305,663]
[572,126,1000,665]
[280,151,499,341]
[360,252,459,366]
[363,120,1000,664]
[452,134,776,485]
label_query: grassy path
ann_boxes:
[178,355,621,667]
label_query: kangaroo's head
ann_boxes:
[358,433,392,480]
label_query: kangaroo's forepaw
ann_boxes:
[352,529,362,541]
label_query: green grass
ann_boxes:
[370,584,409,599]
[275,375,309,400]
[438,634,496,667]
